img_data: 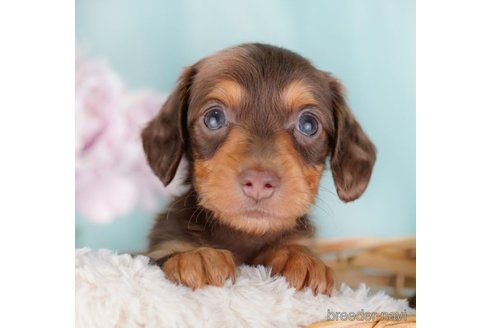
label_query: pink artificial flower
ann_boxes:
[75,53,187,224]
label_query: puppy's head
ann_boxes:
[143,43,376,234]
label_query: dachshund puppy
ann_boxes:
[142,43,376,295]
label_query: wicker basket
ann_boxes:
[307,236,416,327]
[315,236,416,298]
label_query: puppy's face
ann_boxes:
[143,44,376,235]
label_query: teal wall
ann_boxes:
[76,0,415,252]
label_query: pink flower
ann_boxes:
[75,54,187,223]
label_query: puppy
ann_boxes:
[142,43,376,295]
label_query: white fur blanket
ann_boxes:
[75,248,413,327]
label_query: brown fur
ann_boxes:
[252,244,334,295]
[162,247,236,290]
[146,240,198,262]
[142,43,376,295]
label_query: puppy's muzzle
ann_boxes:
[238,168,280,202]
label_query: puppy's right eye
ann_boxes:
[203,107,226,130]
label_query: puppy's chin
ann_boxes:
[197,195,309,235]
[215,208,301,235]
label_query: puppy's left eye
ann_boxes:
[297,113,319,136]
[203,107,226,130]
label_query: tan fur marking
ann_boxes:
[146,240,198,261]
[282,80,318,111]
[253,244,334,295]
[162,247,236,290]
[193,128,325,235]
[303,165,324,194]
[205,80,244,109]
[275,132,324,195]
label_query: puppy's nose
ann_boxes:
[239,169,279,201]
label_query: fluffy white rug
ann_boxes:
[75,248,413,327]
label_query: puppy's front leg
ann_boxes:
[147,242,236,290]
[253,244,334,295]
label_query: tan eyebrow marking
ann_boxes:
[206,80,244,109]
[282,80,318,111]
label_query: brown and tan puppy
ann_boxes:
[142,43,376,295]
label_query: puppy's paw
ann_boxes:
[162,247,236,290]
[255,245,334,295]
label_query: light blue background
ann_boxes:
[76,0,415,252]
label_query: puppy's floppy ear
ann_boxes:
[328,75,376,202]
[141,66,196,186]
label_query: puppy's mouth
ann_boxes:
[238,208,277,219]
